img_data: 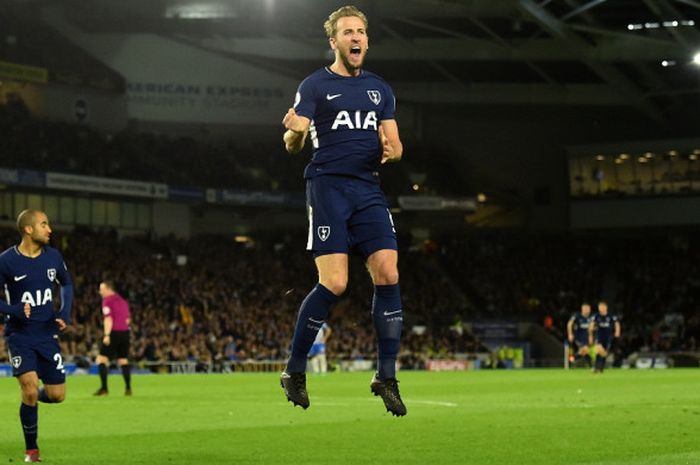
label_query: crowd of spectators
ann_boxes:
[0,227,479,372]
[2,225,699,372]
[439,229,700,361]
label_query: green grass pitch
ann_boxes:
[1,369,699,464]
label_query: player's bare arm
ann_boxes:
[282,108,311,154]
[614,321,621,338]
[566,319,574,342]
[379,120,402,164]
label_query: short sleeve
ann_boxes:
[293,77,317,120]
[380,82,396,121]
[0,255,7,288]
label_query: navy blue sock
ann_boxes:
[372,284,403,379]
[286,284,338,373]
[583,354,592,367]
[20,403,38,450]
[38,387,54,404]
[597,355,606,371]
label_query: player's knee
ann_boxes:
[372,266,399,286]
[21,389,39,405]
[49,392,65,403]
[374,272,399,286]
[20,381,39,402]
[22,391,39,405]
[321,278,347,296]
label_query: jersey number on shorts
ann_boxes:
[53,353,64,371]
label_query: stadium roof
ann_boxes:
[46,0,700,124]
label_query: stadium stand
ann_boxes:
[1,101,698,370]
[0,227,485,371]
[440,230,700,363]
[1,224,698,371]
[0,100,458,195]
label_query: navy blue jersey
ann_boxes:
[0,245,73,339]
[592,313,618,345]
[569,313,592,344]
[293,67,396,182]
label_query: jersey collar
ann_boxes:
[324,66,364,78]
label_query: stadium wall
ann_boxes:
[40,85,127,131]
[189,206,305,237]
[39,6,421,139]
[570,196,700,228]
[422,105,668,231]
[152,201,191,238]
[1,80,127,131]
[41,7,298,127]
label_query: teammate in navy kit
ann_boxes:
[280,5,406,416]
[567,302,592,367]
[0,209,73,463]
[589,301,621,373]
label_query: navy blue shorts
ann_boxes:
[596,337,612,351]
[7,334,66,384]
[573,339,589,351]
[305,175,397,258]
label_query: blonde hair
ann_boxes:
[324,5,368,38]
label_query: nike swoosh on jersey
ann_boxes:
[326,93,342,100]
[383,309,402,316]
[14,275,27,281]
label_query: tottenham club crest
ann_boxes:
[47,268,56,282]
[317,226,331,242]
[11,356,22,369]
[367,90,381,105]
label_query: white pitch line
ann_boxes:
[409,400,458,408]
[312,398,458,408]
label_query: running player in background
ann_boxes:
[589,300,621,373]
[567,302,593,368]
[309,322,332,374]
[0,209,73,463]
[94,279,132,396]
[280,5,406,416]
